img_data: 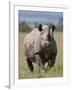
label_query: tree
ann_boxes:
[57,17,63,31]
[19,21,32,32]
[34,22,38,28]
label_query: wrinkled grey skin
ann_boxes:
[23,24,57,73]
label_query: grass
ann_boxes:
[19,32,63,79]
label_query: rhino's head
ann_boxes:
[38,24,56,48]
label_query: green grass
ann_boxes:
[19,32,63,79]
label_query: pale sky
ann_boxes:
[19,10,63,25]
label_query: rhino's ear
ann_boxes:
[38,24,42,32]
[49,25,56,32]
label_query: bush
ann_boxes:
[19,21,32,32]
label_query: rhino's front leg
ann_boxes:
[46,55,56,71]
[35,54,45,73]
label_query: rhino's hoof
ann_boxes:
[46,66,50,72]
[40,69,45,77]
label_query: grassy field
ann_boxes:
[19,32,63,79]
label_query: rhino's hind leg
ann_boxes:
[26,58,34,72]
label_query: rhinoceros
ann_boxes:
[23,24,57,73]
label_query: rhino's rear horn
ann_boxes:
[38,24,42,32]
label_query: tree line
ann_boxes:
[19,17,63,32]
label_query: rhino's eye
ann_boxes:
[48,35,51,38]
[48,35,51,41]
